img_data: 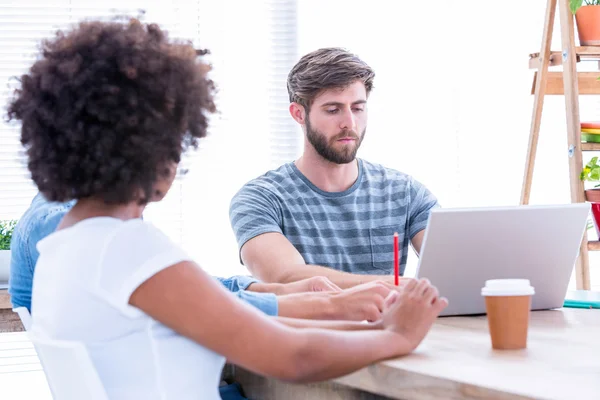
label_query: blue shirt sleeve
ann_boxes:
[8,195,74,311]
[407,176,440,239]
[214,276,278,316]
[215,275,259,292]
[233,291,278,316]
[8,227,33,311]
[229,185,283,257]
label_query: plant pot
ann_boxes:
[0,250,10,286]
[585,189,600,237]
[575,5,600,46]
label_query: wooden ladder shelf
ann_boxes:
[522,0,600,290]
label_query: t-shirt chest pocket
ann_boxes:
[369,225,401,273]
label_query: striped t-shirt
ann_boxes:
[229,159,439,275]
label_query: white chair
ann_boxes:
[27,332,109,400]
[12,306,32,331]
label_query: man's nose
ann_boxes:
[339,108,355,131]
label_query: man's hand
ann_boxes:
[278,276,341,294]
[326,281,392,322]
[374,276,418,292]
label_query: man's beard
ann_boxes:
[306,118,366,164]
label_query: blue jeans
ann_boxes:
[219,382,249,400]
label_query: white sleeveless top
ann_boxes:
[31,217,225,399]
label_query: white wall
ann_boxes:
[297,0,600,285]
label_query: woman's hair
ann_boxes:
[7,18,216,204]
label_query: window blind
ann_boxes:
[0,0,198,220]
[164,0,300,276]
[0,1,300,278]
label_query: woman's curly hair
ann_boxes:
[6,18,216,204]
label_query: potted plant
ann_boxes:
[581,157,600,236]
[570,0,600,46]
[0,220,16,286]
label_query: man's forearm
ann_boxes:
[246,281,286,295]
[278,263,391,290]
[276,292,337,319]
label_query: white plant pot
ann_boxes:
[0,250,10,285]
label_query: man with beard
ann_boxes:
[229,47,439,290]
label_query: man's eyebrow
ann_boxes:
[319,100,367,107]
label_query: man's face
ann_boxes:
[305,80,368,164]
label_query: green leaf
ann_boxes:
[581,157,600,182]
[586,157,599,169]
[571,0,584,14]
[587,218,595,230]
[0,220,17,250]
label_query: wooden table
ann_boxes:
[232,308,600,400]
[0,290,23,333]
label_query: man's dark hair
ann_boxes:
[7,18,216,204]
[286,47,375,111]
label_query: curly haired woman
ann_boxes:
[7,18,447,399]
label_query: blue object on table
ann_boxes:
[219,382,250,400]
[563,290,600,309]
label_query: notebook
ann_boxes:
[563,290,600,309]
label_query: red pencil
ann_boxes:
[393,232,399,286]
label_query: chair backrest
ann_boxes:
[28,332,109,400]
[13,307,32,330]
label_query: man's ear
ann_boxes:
[289,102,307,125]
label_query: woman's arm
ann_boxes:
[129,261,445,383]
[275,316,382,331]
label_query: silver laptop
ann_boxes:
[415,203,590,316]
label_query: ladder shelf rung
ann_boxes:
[588,241,600,251]
[582,143,600,151]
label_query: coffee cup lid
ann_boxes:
[481,279,535,296]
